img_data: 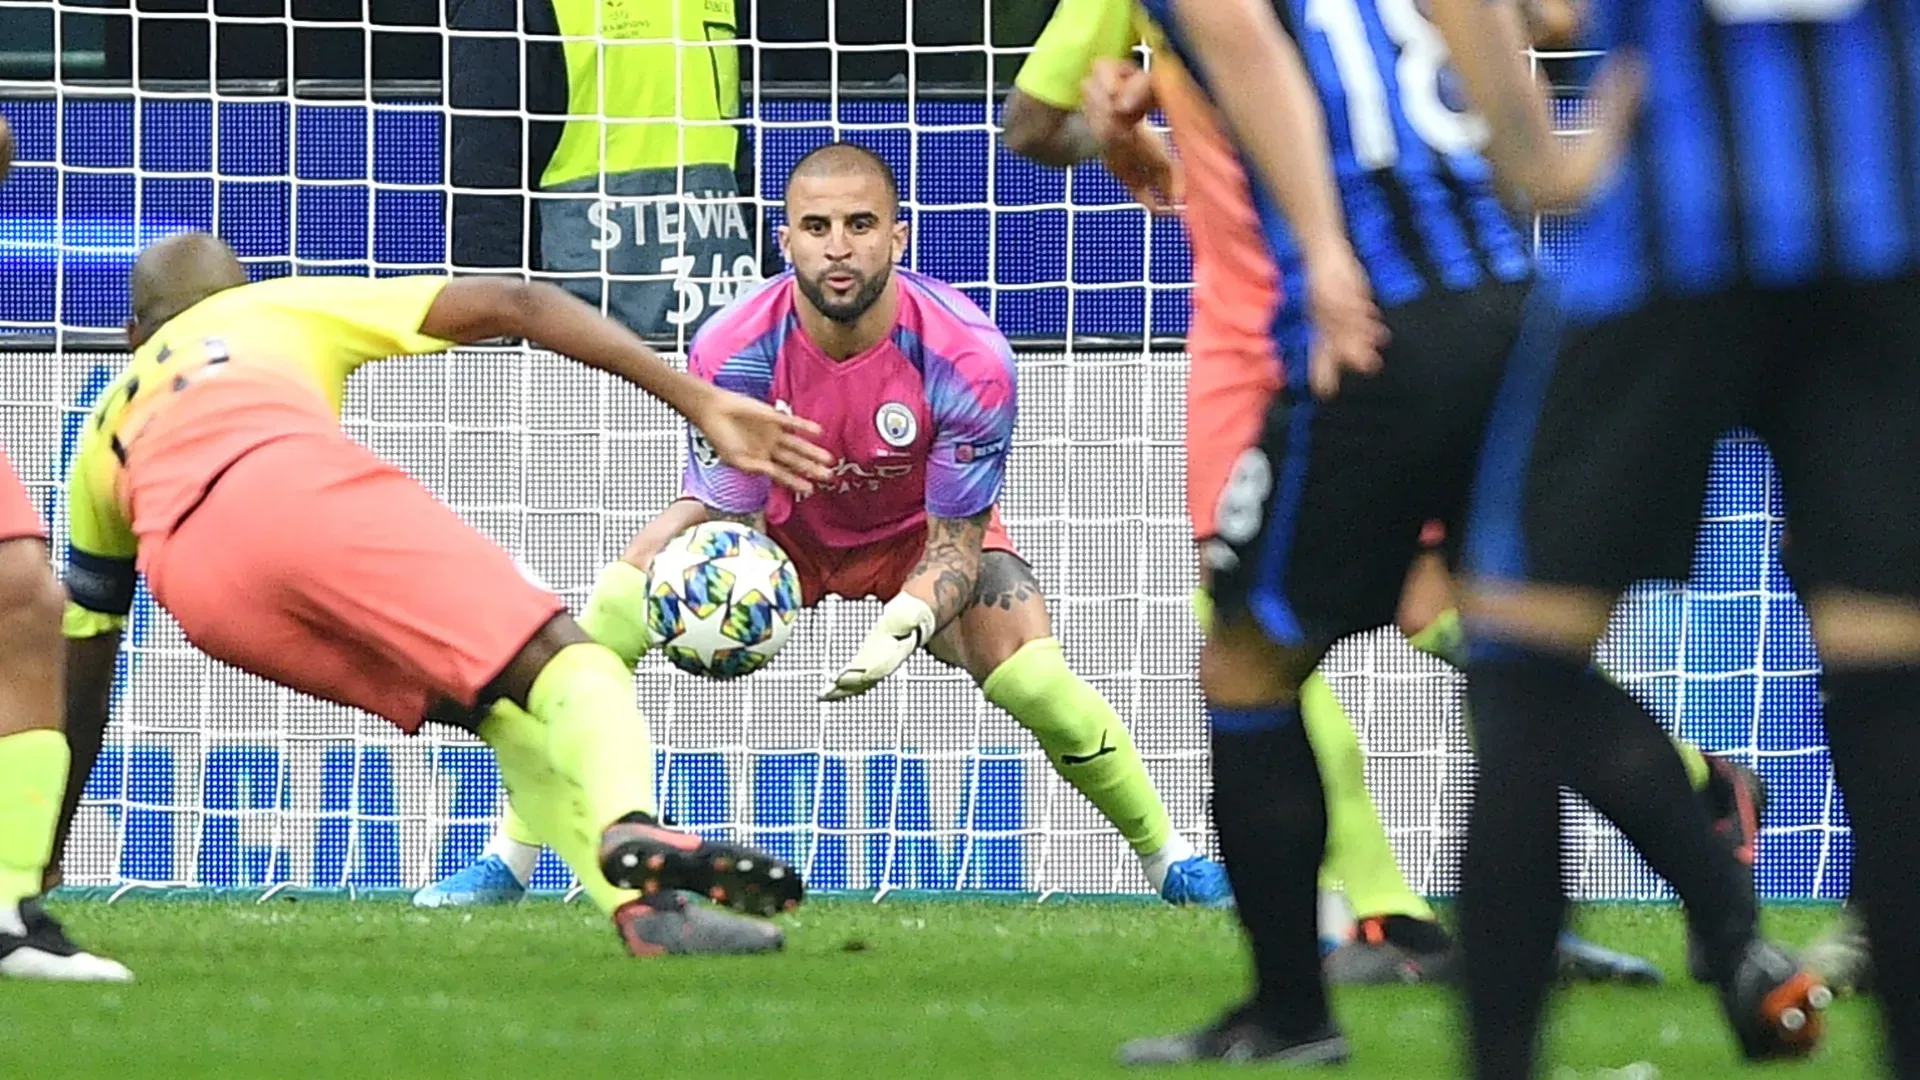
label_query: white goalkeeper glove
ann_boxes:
[820,593,937,702]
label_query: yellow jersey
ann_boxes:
[1011,0,1149,112]
[64,275,455,638]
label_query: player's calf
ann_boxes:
[944,553,1229,906]
[0,541,126,981]
[1808,593,1920,1075]
[1189,616,1339,1040]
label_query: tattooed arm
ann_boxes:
[818,508,992,701]
[901,509,992,632]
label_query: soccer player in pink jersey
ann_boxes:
[418,142,1234,909]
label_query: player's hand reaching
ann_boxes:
[820,594,936,702]
[1082,59,1184,216]
[1303,245,1390,401]
[687,386,836,497]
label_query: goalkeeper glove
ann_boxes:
[577,560,657,669]
[820,593,936,701]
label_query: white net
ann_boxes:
[0,4,1845,899]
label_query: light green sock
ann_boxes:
[0,729,69,908]
[1201,588,1431,919]
[527,643,659,833]
[502,801,542,849]
[1412,606,1714,792]
[1303,674,1435,922]
[984,637,1174,856]
[478,701,637,914]
[578,560,657,669]
[492,560,655,862]
[1671,739,1712,791]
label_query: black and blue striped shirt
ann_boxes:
[1565,0,1920,320]
[1142,0,1533,328]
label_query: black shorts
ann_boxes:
[1205,280,1530,646]
[1467,275,1920,599]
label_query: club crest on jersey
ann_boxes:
[875,402,918,448]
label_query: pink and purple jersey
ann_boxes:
[683,269,1017,550]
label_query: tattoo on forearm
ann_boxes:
[911,510,989,626]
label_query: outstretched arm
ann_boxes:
[419,278,833,495]
[903,511,991,633]
[620,499,717,569]
[1427,0,1642,213]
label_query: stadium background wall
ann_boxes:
[0,83,1846,903]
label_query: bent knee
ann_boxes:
[0,540,64,634]
[1806,588,1920,667]
[1460,578,1611,659]
[1394,552,1455,637]
[1198,617,1321,706]
[955,554,1052,679]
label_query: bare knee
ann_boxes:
[0,540,65,647]
[481,613,591,715]
[1806,588,1920,667]
[1394,551,1455,637]
[948,553,1052,682]
[1198,616,1321,707]
[1459,577,1612,661]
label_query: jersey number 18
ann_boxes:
[1304,0,1489,169]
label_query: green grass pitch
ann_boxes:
[0,898,1881,1079]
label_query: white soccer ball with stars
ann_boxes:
[645,521,803,680]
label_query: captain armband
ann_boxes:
[62,548,136,638]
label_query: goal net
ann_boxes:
[0,4,1845,902]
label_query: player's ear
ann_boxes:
[124,316,145,350]
[776,224,792,266]
[890,219,909,263]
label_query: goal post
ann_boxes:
[0,2,1846,901]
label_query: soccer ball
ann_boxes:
[645,521,803,680]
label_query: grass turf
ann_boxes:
[0,899,1880,1079]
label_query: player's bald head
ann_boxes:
[127,232,247,346]
[786,142,900,220]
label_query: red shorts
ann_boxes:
[771,507,1019,606]
[133,431,565,732]
[1186,348,1281,541]
[0,446,44,543]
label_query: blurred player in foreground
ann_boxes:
[1427,0,1916,1072]
[419,142,1237,910]
[1009,0,1408,1063]
[0,112,132,981]
[1002,0,1747,990]
[1044,0,1765,1063]
[57,233,834,958]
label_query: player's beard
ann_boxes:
[797,262,892,324]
